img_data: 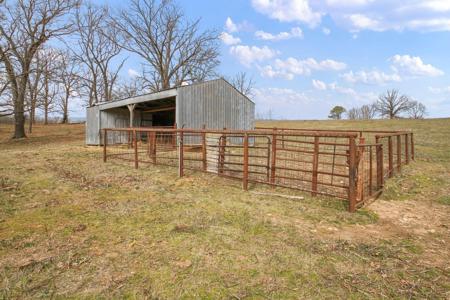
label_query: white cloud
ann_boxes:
[322,27,331,35]
[390,54,444,77]
[312,79,327,90]
[220,32,241,45]
[225,17,238,32]
[230,45,279,67]
[341,70,401,85]
[255,27,303,41]
[262,57,347,79]
[428,86,450,94]
[251,0,450,32]
[251,0,322,27]
[128,68,139,78]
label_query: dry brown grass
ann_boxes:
[0,120,449,299]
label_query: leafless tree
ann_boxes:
[56,50,80,123]
[0,64,13,117]
[73,2,124,105]
[360,103,377,119]
[0,0,80,138]
[112,0,220,92]
[347,107,359,120]
[408,100,427,119]
[111,78,144,100]
[229,72,254,97]
[375,89,412,119]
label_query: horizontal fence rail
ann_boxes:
[102,127,414,212]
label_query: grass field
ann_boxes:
[1,119,449,299]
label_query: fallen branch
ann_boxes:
[250,191,304,200]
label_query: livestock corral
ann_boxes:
[103,126,414,212]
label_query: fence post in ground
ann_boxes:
[134,130,138,169]
[202,124,207,171]
[179,131,184,177]
[218,135,226,175]
[376,143,384,190]
[243,133,249,191]
[103,129,107,163]
[411,132,415,161]
[312,136,319,196]
[348,136,357,212]
[388,136,393,177]
[405,133,410,164]
[270,129,277,186]
[369,145,373,196]
[356,138,365,203]
[397,134,402,172]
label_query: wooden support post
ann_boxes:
[243,133,249,191]
[376,144,384,190]
[127,104,136,128]
[103,129,107,163]
[270,130,277,186]
[133,130,138,169]
[348,136,357,212]
[411,133,415,161]
[397,134,402,172]
[311,136,319,196]
[202,124,207,171]
[388,136,393,178]
[405,133,409,164]
[218,136,226,175]
[178,131,184,177]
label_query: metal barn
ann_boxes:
[85,79,255,145]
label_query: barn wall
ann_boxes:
[176,79,255,130]
[86,106,100,145]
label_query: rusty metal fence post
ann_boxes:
[388,136,393,177]
[103,129,107,163]
[411,132,415,161]
[134,130,138,169]
[405,133,409,164]
[312,136,319,196]
[348,136,357,212]
[202,124,207,171]
[376,143,384,190]
[397,134,402,172]
[243,133,249,190]
[270,130,277,186]
[179,131,184,177]
[356,138,365,203]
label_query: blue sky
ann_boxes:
[84,0,450,120]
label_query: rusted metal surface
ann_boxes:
[101,126,415,212]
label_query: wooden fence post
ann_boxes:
[411,132,415,161]
[179,131,184,177]
[397,135,402,172]
[312,136,319,196]
[134,130,138,169]
[218,135,226,175]
[405,133,409,164]
[388,136,393,177]
[348,136,357,212]
[270,130,277,186]
[103,129,107,163]
[243,133,249,190]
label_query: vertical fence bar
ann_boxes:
[218,135,226,175]
[243,133,249,191]
[103,129,107,163]
[388,136,393,177]
[270,130,277,186]
[134,130,138,169]
[411,132,415,161]
[348,136,357,212]
[179,131,184,177]
[369,146,373,196]
[405,133,410,164]
[312,136,319,196]
[356,138,365,202]
[202,125,207,172]
[151,131,156,164]
[376,144,384,190]
[397,134,402,172]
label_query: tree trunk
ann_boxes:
[13,92,26,139]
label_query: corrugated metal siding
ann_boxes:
[86,106,100,145]
[177,79,255,130]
